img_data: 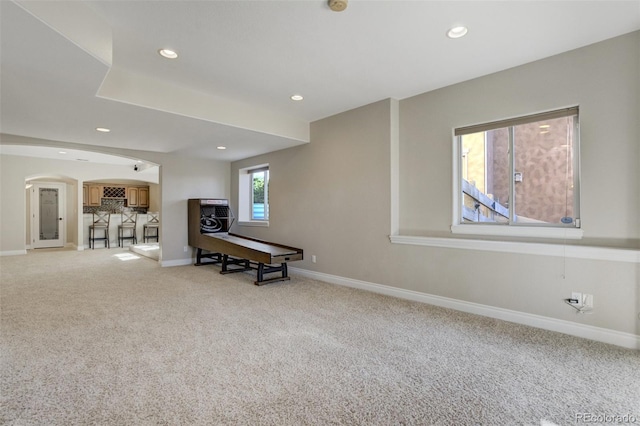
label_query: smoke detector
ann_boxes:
[329,0,347,12]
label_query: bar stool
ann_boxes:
[89,211,110,249]
[118,210,138,247]
[143,212,159,243]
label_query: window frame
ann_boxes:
[451,107,583,240]
[238,164,269,227]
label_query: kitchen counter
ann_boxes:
[83,213,155,248]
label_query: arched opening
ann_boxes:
[82,177,161,260]
[1,144,161,261]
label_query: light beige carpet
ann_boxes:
[1,248,639,425]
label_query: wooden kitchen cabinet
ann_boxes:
[138,186,149,208]
[126,186,149,208]
[88,185,102,206]
[83,183,149,209]
[127,186,139,206]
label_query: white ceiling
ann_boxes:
[1,0,639,164]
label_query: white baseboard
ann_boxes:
[0,249,27,256]
[290,267,640,350]
[160,258,193,267]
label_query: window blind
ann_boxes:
[454,107,579,136]
[246,166,269,174]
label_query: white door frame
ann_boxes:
[30,182,66,249]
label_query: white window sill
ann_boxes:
[389,234,639,263]
[451,224,583,240]
[238,221,269,227]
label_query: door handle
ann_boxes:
[59,218,63,220]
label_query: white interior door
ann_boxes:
[31,183,65,249]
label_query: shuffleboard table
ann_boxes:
[188,198,303,285]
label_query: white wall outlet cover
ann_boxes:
[584,294,594,308]
[571,292,582,304]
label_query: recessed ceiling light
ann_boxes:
[58,151,67,154]
[539,124,550,129]
[447,26,468,39]
[217,146,227,150]
[158,48,178,59]
[96,127,110,133]
[290,94,304,101]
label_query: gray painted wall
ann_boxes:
[231,32,639,337]
[401,31,639,247]
[231,99,392,283]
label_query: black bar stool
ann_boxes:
[143,212,159,243]
[118,210,137,247]
[89,211,110,249]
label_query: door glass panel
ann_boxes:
[39,188,59,241]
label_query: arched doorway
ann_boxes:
[4,145,161,261]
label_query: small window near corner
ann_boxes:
[238,164,269,226]
[251,168,269,221]
[453,107,582,239]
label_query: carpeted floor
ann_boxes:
[1,248,639,425]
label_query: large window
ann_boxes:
[454,107,581,238]
[238,164,269,225]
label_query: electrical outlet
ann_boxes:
[571,292,582,305]
[184,246,188,252]
[311,255,317,263]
